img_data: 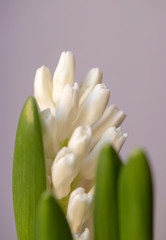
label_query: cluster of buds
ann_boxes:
[34,51,127,239]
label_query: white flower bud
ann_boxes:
[74,83,110,128]
[51,147,78,199]
[114,127,128,152]
[73,228,90,240]
[40,109,58,158]
[67,188,93,234]
[55,82,79,142]
[91,105,126,149]
[53,51,76,103]
[79,68,102,107]
[68,125,92,160]
[34,66,55,114]
[81,127,127,179]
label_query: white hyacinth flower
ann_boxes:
[33,51,127,238]
[90,104,126,149]
[74,83,110,128]
[53,51,75,103]
[51,147,78,199]
[67,187,93,234]
[55,82,79,142]
[79,68,102,107]
[68,125,92,159]
[40,108,58,158]
[34,66,55,114]
[81,127,128,180]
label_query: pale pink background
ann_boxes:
[1,1,166,239]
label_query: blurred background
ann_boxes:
[1,0,166,239]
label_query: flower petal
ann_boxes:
[68,125,92,160]
[51,147,78,199]
[79,68,102,107]
[90,104,126,149]
[53,51,76,103]
[67,188,93,234]
[34,66,55,113]
[40,109,58,158]
[55,82,79,142]
[81,127,127,179]
[74,83,110,128]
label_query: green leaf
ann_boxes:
[13,96,46,240]
[118,149,153,240]
[35,192,73,240]
[94,145,122,240]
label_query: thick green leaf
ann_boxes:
[35,192,73,240]
[13,96,46,240]
[94,145,122,240]
[118,149,153,240]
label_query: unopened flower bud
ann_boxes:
[40,109,58,158]
[74,83,110,128]
[67,188,93,234]
[51,147,78,199]
[34,66,55,114]
[81,127,127,179]
[91,104,126,148]
[68,125,92,160]
[79,68,102,107]
[55,82,79,142]
[114,127,128,151]
[53,51,76,103]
